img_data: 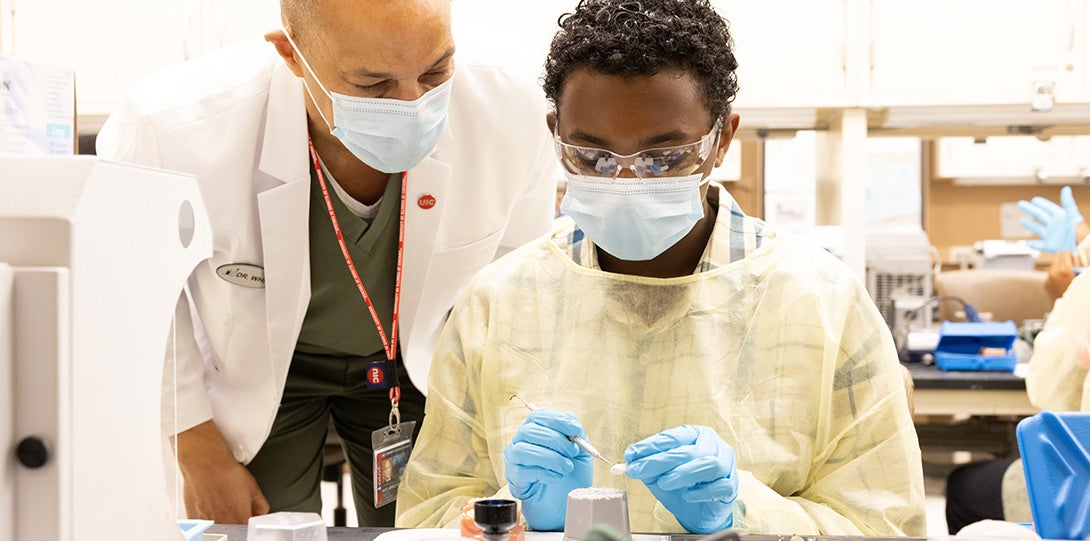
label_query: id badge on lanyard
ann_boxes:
[309,138,415,508]
[372,412,416,508]
[371,372,412,509]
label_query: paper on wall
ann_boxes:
[1,55,75,156]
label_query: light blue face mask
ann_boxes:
[560,171,708,261]
[283,29,454,173]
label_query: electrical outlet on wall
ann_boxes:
[1000,202,1032,239]
[949,245,975,268]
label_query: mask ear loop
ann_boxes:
[281,28,336,133]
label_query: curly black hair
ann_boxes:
[543,0,739,121]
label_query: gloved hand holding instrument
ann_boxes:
[503,407,594,531]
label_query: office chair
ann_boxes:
[934,269,1053,326]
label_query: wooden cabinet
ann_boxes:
[864,0,1087,107]
[936,135,1090,183]
[453,0,858,109]
[717,0,857,108]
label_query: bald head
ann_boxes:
[271,0,454,106]
[281,0,312,40]
[282,0,451,44]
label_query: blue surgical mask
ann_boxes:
[283,29,453,173]
[560,171,708,261]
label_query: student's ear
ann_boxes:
[546,111,557,135]
[713,113,741,168]
[265,24,305,78]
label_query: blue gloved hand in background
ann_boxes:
[1019,185,1083,253]
[624,425,737,534]
[503,409,592,531]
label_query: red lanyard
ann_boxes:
[308,137,405,409]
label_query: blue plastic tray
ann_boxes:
[934,320,1018,372]
[177,519,214,541]
[1016,411,1090,540]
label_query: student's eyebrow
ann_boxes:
[566,129,693,149]
[642,130,691,146]
[566,130,609,147]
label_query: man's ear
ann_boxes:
[546,111,557,136]
[713,113,741,168]
[265,27,305,78]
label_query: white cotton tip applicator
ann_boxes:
[609,463,628,476]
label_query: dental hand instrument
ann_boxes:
[510,394,626,474]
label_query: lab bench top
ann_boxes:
[205,525,922,541]
[905,362,1025,391]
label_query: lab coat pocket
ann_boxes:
[193,229,268,387]
[410,229,504,345]
[430,228,505,307]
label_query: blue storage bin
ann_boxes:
[1016,411,1090,540]
[934,320,1018,371]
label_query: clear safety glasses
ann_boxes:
[554,118,722,179]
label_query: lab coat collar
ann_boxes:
[258,61,310,185]
[398,78,457,324]
[398,153,453,357]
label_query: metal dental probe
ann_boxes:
[510,394,625,474]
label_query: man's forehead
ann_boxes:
[287,0,450,42]
[306,0,450,27]
[294,0,453,76]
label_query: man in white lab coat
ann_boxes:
[96,0,557,526]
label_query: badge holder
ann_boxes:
[372,392,415,508]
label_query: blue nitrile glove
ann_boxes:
[503,409,593,531]
[1018,185,1083,253]
[624,425,737,534]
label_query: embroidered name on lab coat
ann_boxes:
[216,264,265,288]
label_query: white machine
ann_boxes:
[973,239,1039,270]
[0,157,211,541]
[865,231,935,358]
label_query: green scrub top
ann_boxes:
[295,162,402,358]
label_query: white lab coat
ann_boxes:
[96,39,558,463]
